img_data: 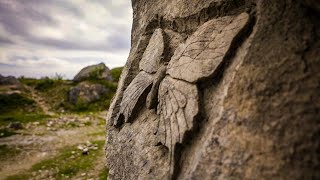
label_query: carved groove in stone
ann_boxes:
[114,71,153,126]
[167,12,250,83]
[156,76,199,174]
[146,65,167,109]
[139,28,165,74]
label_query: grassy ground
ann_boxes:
[0,145,22,162]
[18,72,119,113]
[0,67,122,179]
[0,93,51,138]
[6,140,105,180]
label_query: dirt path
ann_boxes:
[0,114,106,179]
[24,85,55,116]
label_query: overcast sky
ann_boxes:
[0,0,132,79]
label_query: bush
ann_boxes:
[110,67,123,82]
[19,76,64,92]
[0,93,35,113]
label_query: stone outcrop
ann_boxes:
[68,82,108,105]
[73,63,112,82]
[106,0,320,180]
[0,74,22,86]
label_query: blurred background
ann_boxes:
[0,0,132,179]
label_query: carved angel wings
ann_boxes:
[112,12,250,173]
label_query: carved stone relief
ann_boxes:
[107,1,320,179]
[111,11,251,178]
[167,12,249,83]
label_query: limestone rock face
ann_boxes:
[73,63,112,82]
[106,1,320,179]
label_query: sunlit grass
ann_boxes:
[6,140,106,180]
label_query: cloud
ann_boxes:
[0,0,132,79]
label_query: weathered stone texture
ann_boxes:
[106,0,320,179]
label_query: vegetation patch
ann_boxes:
[110,67,123,82]
[0,93,49,126]
[99,167,109,180]
[6,140,106,180]
[0,112,51,126]
[0,145,21,162]
[0,93,36,113]
[0,128,18,138]
[19,76,65,92]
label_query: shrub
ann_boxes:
[110,67,123,82]
[0,93,35,113]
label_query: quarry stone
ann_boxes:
[106,1,320,179]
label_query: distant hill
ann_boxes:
[0,65,123,126]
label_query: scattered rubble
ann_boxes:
[77,141,99,155]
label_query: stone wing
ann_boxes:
[139,28,165,74]
[167,12,250,83]
[156,76,199,162]
[114,71,153,126]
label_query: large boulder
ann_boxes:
[106,0,320,180]
[68,82,108,105]
[0,74,21,86]
[73,63,112,82]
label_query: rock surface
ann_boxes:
[0,74,22,86]
[69,82,108,105]
[106,1,320,180]
[73,63,112,82]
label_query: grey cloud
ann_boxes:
[0,63,17,67]
[0,1,57,36]
[0,0,132,78]
[0,36,14,45]
[27,35,130,52]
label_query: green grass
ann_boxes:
[88,130,105,137]
[0,93,50,126]
[0,112,51,126]
[0,128,17,138]
[0,93,36,113]
[0,145,21,162]
[99,167,109,180]
[6,140,106,180]
[19,77,65,92]
[110,67,123,82]
[18,73,120,113]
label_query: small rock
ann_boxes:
[33,122,40,125]
[82,148,89,155]
[91,146,98,150]
[77,145,84,150]
[86,141,92,146]
[47,121,54,127]
[81,173,87,176]
[8,122,23,130]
